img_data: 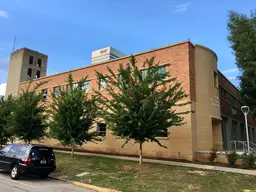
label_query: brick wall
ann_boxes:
[20,41,196,102]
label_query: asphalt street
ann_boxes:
[0,170,95,192]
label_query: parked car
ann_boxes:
[0,143,56,180]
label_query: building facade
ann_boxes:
[218,72,256,151]
[19,41,256,161]
[5,48,48,98]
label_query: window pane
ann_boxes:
[29,56,33,64]
[30,147,54,158]
[73,83,78,88]
[66,85,70,92]
[156,128,168,137]
[36,70,40,78]
[213,71,218,87]
[118,74,122,84]
[83,81,90,91]
[232,121,237,141]
[27,68,32,77]
[99,79,107,90]
[53,87,60,96]
[141,69,147,80]
[97,123,106,136]
[229,95,236,106]
[9,145,20,155]
[37,59,42,67]
[158,66,166,79]
[17,146,29,157]
[240,123,245,141]
[2,145,12,153]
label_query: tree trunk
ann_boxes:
[71,147,74,158]
[139,142,143,165]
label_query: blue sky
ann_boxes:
[0,0,255,94]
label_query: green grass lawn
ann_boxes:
[51,152,256,192]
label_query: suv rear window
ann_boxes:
[30,147,55,159]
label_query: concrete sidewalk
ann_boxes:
[55,150,256,176]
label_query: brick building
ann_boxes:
[18,40,256,162]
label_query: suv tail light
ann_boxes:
[23,157,32,165]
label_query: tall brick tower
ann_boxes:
[5,48,48,97]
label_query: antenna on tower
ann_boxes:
[12,36,16,52]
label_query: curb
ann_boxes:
[74,181,120,192]
[49,176,120,192]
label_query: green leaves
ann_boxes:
[48,73,99,152]
[227,10,256,116]
[8,81,48,144]
[0,95,16,146]
[95,55,191,149]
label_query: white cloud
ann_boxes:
[222,68,239,74]
[0,83,6,96]
[0,10,8,18]
[174,2,190,13]
[228,76,237,81]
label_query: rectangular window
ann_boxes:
[30,147,54,159]
[213,71,218,87]
[99,79,108,90]
[118,74,122,84]
[229,95,236,106]
[221,88,227,100]
[141,69,147,80]
[37,58,42,67]
[29,56,34,64]
[36,70,40,78]
[97,123,106,136]
[66,83,78,92]
[156,128,168,137]
[27,68,32,77]
[232,121,238,141]
[2,145,12,153]
[252,128,255,143]
[236,100,241,109]
[249,126,252,141]
[157,66,166,79]
[82,81,91,92]
[66,84,70,92]
[53,87,60,96]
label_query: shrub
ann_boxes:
[208,148,218,165]
[242,153,256,169]
[226,151,239,166]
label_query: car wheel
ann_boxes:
[39,174,48,179]
[10,165,20,180]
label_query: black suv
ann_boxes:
[0,144,56,180]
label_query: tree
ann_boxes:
[49,73,99,157]
[95,56,191,165]
[227,10,256,115]
[8,82,48,144]
[0,96,16,147]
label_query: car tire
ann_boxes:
[39,174,48,179]
[10,165,20,180]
